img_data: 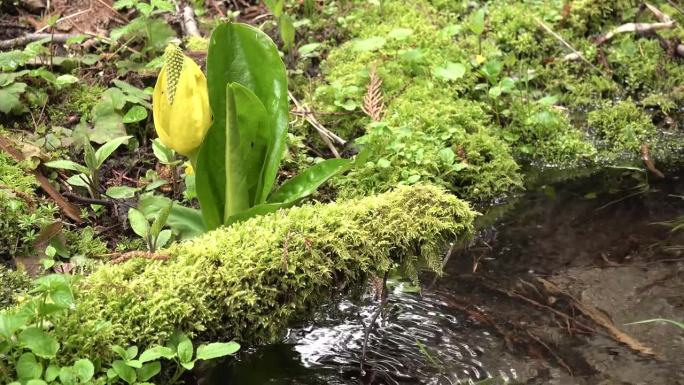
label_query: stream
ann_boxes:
[200,168,684,385]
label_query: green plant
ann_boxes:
[0,273,239,384]
[127,201,173,252]
[170,23,356,231]
[45,136,132,199]
[88,82,151,145]
[109,0,176,69]
[263,0,296,52]
[0,152,58,260]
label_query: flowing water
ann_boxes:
[200,168,684,385]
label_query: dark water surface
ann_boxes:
[200,168,684,385]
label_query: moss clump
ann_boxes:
[0,152,57,260]
[0,265,31,310]
[47,185,475,362]
[587,100,657,155]
[47,83,104,126]
[314,0,523,201]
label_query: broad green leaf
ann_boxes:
[155,229,172,249]
[268,158,353,204]
[73,359,94,381]
[151,138,175,164]
[18,327,59,358]
[90,94,125,144]
[44,160,89,174]
[58,367,76,385]
[122,105,148,123]
[55,74,78,87]
[438,148,456,165]
[298,43,320,56]
[124,359,142,368]
[106,186,138,199]
[112,360,136,384]
[181,360,195,370]
[139,346,175,362]
[95,135,132,168]
[138,196,205,240]
[352,36,386,52]
[177,337,193,364]
[0,312,28,339]
[16,352,42,380]
[126,346,138,360]
[27,380,48,385]
[0,82,27,113]
[45,365,60,381]
[112,345,128,360]
[279,14,296,52]
[137,361,161,382]
[66,173,91,188]
[196,342,240,360]
[113,79,151,108]
[128,208,150,238]
[469,8,486,35]
[198,23,288,229]
[150,200,172,238]
[433,62,466,81]
[48,283,74,309]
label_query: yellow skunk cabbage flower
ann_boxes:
[153,44,211,156]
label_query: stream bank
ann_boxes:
[202,169,684,385]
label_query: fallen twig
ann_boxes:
[596,21,676,45]
[0,135,83,223]
[641,144,665,179]
[536,277,655,355]
[35,9,92,33]
[0,33,81,50]
[182,5,202,37]
[535,18,605,75]
[289,91,347,158]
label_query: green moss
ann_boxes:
[0,265,31,310]
[587,100,657,155]
[312,0,523,201]
[306,0,684,201]
[42,185,475,363]
[0,152,57,260]
[47,83,104,126]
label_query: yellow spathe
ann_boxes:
[153,45,211,156]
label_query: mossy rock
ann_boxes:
[43,185,475,363]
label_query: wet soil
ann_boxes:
[200,168,684,385]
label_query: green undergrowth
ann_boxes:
[0,152,57,260]
[307,0,684,201]
[0,265,31,310]
[43,185,475,363]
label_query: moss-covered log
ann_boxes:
[51,185,475,361]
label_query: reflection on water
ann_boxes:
[203,286,525,385]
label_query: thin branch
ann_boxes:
[289,91,347,158]
[535,18,606,75]
[182,4,202,37]
[0,33,81,50]
[35,9,92,33]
